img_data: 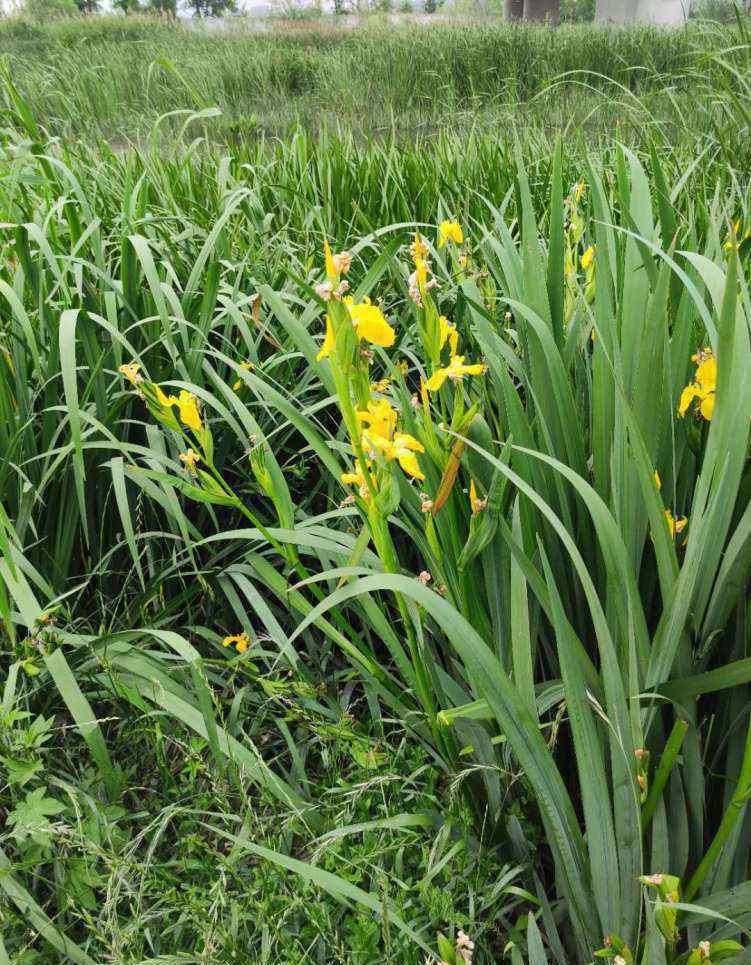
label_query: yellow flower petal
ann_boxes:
[678,384,699,417]
[316,315,336,361]
[426,368,449,392]
[393,431,424,454]
[324,239,337,280]
[155,385,176,408]
[695,355,716,395]
[700,393,715,421]
[581,245,595,270]
[396,450,424,480]
[350,301,395,348]
[392,432,425,480]
[458,362,487,377]
[177,390,202,433]
[438,316,450,349]
[356,399,397,441]
[438,220,464,248]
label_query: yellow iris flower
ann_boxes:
[438,220,464,248]
[349,298,396,348]
[316,298,395,361]
[363,430,425,480]
[118,362,141,386]
[426,354,487,392]
[678,349,716,421]
[176,391,202,432]
[222,632,251,653]
[356,397,424,479]
[324,239,338,280]
[153,386,202,433]
[581,246,596,271]
[664,509,688,540]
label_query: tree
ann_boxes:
[504,0,524,16]
[113,0,143,12]
[186,0,235,15]
[523,0,560,19]
[147,0,177,16]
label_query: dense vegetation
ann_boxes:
[1,12,751,964]
[1,14,749,140]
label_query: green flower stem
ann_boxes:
[367,505,441,744]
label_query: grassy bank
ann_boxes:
[1,14,750,141]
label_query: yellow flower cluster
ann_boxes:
[317,242,429,499]
[679,348,716,422]
[341,397,425,489]
[405,231,486,393]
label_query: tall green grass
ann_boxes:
[2,26,751,963]
[1,13,750,141]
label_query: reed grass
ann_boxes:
[1,13,749,142]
